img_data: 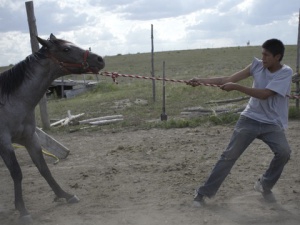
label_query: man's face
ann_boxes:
[261,48,281,68]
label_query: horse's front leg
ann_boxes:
[0,141,31,222]
[24,132,79,203]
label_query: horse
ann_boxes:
[0,34,105,224]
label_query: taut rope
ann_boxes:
[99,71,300,99]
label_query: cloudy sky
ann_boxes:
[0,0,299,66]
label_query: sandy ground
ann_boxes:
[0,120,300,225]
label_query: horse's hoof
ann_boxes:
[67,195,80,204]
[19,215,33,225]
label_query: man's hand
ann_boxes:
[220,82,239,92]
[186,78,201,87]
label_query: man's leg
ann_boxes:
[196,116,258,198]
[258,125,291,192]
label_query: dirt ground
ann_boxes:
[0,120,300,225]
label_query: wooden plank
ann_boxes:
[51,79,98,87]
[79,115,123,124]
[64,86,94,98]
[50,112,85,127]
[35,127,70,159]
[181,106,245,117]
[89,118,124,125]
[51,79,77,87]
[205,96,250,104]
[183,106,213,112]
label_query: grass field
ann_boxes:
[1,45,299,130]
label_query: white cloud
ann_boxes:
[0,0,299,66]
[236,0,254,13]
[0,31,31,65]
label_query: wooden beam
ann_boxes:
[50,111,85,127]
[35,128,70,159]
[79,115,123,124]
[89,118,124,125]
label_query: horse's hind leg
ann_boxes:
[0,142,31,222]
[24,133,79,203]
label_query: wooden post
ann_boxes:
[161,61,167,121]
[61,76,65,99]
[25,1,50,130]
[151,24,156,102]
[296,9,300,110]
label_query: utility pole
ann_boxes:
[25,1,50,130]
[151,24,156,102]
[296,9,300,110]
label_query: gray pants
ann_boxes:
[198,115,291,198]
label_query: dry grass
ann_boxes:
[1,45,298,130]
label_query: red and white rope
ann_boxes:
[100,71,221,87]
[99,71,300,99]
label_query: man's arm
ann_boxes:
[187,64,252,86]
[220,83,276,100]
[187,64,276,100]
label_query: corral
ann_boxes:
[0,122,299,225]
[1,43,300,225]
[0,1,299,224]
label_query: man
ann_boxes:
[187,39,292,206]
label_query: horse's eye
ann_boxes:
[63,48,70,52]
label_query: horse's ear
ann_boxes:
[36,36,51,48]
[50,33,57,41]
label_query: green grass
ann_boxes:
[1,45,299,131]
[289,106,300,119]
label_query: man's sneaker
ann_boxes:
[254,178,276,203]
[193,191,206,207]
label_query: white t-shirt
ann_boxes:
[241,57,293,129]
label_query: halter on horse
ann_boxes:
[0,34,105,224]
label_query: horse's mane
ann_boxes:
[0,51,47,100]
[0,39,70,103]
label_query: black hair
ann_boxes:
[262,39,285,61]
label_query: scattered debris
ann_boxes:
[50,110,85,127]
[182,96,248,118]
[51,112,124,128]
[205,96,250,104]
[79,115,124,125]
[89,118,124,125]
[48,79,99,98]
[79,115,123,124]
[112,99,132,109]
[112,98,148,109]
[35,127,70,160]
[181,106,245,117]
[134,98,148,105]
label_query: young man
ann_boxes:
[187,39,293,206]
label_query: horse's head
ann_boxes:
[36,34,105,74]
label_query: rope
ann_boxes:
[100,71,221,87]
[99,71,300,99]
[13,144,60,164]
[287,94,300,99]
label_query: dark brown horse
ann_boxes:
[0,34,105,224]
